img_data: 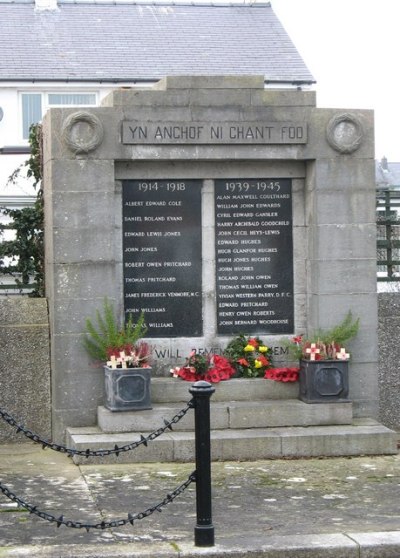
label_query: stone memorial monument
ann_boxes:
[43,76,377,442]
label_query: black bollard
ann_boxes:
[189,380,215,547]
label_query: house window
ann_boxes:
[22,94,42,140]
[47,93,97,106]
[21,92,97,140]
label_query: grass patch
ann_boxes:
[169,541,181,552]
[0,507,28,513]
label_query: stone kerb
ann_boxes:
[42,75,377,441]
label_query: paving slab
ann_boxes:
[0,443,400,557]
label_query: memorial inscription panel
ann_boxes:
[122,121,308,145]
[122,180,202,337]
[215,179,294,335]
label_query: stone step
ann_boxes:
[97,399,353,433]
[66,419,397,465]
[151,377,299,403]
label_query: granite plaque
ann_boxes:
[215,179,294,335]
[123,180,202,337]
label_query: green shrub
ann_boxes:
[83,298,147,362]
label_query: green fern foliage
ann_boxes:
[83,298,147,362]
[312,311,359,346]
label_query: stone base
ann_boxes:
[97,399,353,433]
[66,378,397,463]
[67,418,397,464]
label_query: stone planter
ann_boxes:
[299,359,349,404]
[104,366,152,412]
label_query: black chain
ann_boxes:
[0,471,196,531]
[0,400,194,458]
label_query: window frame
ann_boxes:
[20,91,98,141]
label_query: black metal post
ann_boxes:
[189,380,215,547]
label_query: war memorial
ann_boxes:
[37,73,398,461]
[0,0,400,550]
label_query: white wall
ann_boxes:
[0,83,121,198]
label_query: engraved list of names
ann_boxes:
[215,179,294,335]
[123,180,202,337]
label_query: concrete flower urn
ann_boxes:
[299,359,349,404]
[104,366,152,412]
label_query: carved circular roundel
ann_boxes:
[61,111,104,154]
[326,113,364,154]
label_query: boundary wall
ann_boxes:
[0,297,51,443]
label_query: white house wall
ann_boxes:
[0,83,133,198]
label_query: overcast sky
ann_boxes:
[270,0,399,162]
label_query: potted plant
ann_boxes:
[286,311,359,403]
[83,298,152,412]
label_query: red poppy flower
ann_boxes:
[264,368,276,380]
[178,367,197,382]
[106,348,119,359]
[237,358,249,367]
[203,370,219,383]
